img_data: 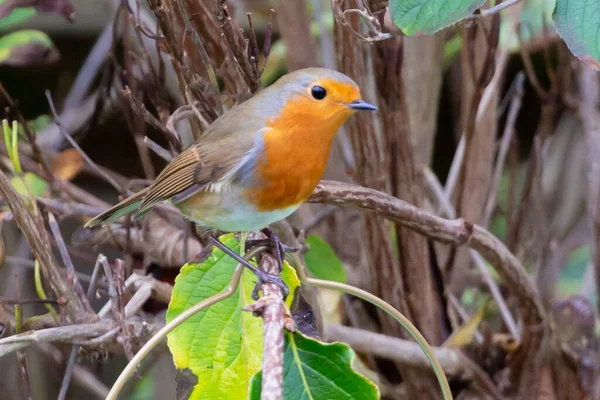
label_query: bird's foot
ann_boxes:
[245,227,299,270]
[251,272,289,300]
[207,236,289,301]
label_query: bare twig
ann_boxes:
[0,169,95,323]
[47,213,90,308]
[0,320,155,357]
[482,72,525,227]
[57,348,78,400]
[420,168,520,339]
[45,91,126,194]
[468,0,524,19]
[578,65,600,311]
[122,87,182,152]
[144,136,174,162]
[323,324,503,400]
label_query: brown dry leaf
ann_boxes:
[52,148,83,181]
[443,300,488,348]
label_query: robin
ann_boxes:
[86,67,377,294]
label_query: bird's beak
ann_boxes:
[347,99,378,111]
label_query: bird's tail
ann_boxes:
[84,188,149,227]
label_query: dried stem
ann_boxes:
[45,90,126,194]
[0,169,95,323]
[481,72,525,227]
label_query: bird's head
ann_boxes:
[259,68,377,137]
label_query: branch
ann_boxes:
[0,320,152,357]
[324,325,504,399]
[469,0,523,19]
[0,169,95,323]
[122,87,182,152]
[243,249,288,400]
[308,181,544,326]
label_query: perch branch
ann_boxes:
[243,248,288,400]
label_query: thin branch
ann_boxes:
[144,136,173,162]
[0,169,95,323]
[122,87,182,152]
[308,181,545,326]
[47,213,90,308]
[45,91,126,194]
[57,348,78,400]
[482,72,525,227]
[0,320,155,357]
[468,0,523,19]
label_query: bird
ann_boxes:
[85,68,377,294]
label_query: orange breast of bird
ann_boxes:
[245,97,346,212]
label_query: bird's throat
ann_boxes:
[246,103,349,211]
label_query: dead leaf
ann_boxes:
[52,148,83,181]
[444,300,488,348]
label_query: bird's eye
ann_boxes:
[311,86,327,100]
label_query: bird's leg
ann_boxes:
[208,236,289,300]
[245,227,299,270]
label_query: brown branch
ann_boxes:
[45,91,127,194]
[577,65,600,313]
[122,87,182,152]
[481,72,525,227]
[0,169,95,323]
[244,251,286,400]
[323,324,504,399]
[308,181,545,326]
[0,320,157,357]
[47,212,91,309]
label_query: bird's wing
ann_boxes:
[137,129,264,213]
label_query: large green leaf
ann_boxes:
[166,234,299,400]
[388,0,486,36]
[553,0,600,70]
[0,30,58,66]
[249,331,379,399]
[500,0,555,51]
[304,234,346,283]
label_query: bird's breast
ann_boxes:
[244,124,333,211]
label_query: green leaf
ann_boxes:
[0,29,59,67]
[249,331,379,400]
[166,234,299,400]
[11,172,48,197]
[0,7,35,29]
[304,234,346,283]
[553,0,600,70]
[500,0,555,51]
[388,0,485,36]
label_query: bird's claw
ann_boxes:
[251,271,290,301]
